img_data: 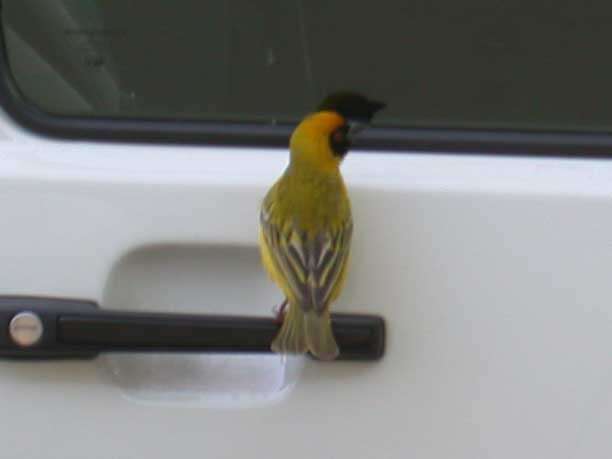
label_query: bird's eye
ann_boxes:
[332,128,346,144]
[329,125,350,157]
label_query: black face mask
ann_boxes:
[319,92,386,157]
[330,124,351,158]
[318,92,386,123]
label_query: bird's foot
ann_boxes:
[273,299,288,324]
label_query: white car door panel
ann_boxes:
[0,109,611,457]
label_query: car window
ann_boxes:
[3,0,612,152]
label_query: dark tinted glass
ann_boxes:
[3,0,612,132]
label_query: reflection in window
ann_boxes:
[4,0,612,134]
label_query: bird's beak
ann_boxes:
[347,119,368,139]
[346,100,386,140]
[368,100,387,115]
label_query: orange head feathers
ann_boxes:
[289,92,386,172]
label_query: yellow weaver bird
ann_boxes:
[259,92,385,360]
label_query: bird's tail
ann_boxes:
[305,309,339,361]
[271,302,339,361]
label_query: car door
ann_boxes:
[1,1,612,458]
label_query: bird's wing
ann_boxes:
[260,208,352,313]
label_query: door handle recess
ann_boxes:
[0,297,385,361]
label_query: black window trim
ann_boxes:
[2,9,612,157]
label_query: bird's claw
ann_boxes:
[273,299,288,324]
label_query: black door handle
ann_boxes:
[0,297,385,361]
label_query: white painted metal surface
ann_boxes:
[0,110,611,458]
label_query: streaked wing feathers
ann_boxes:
[260,207,352,313]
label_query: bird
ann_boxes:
[259,92,385,360]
